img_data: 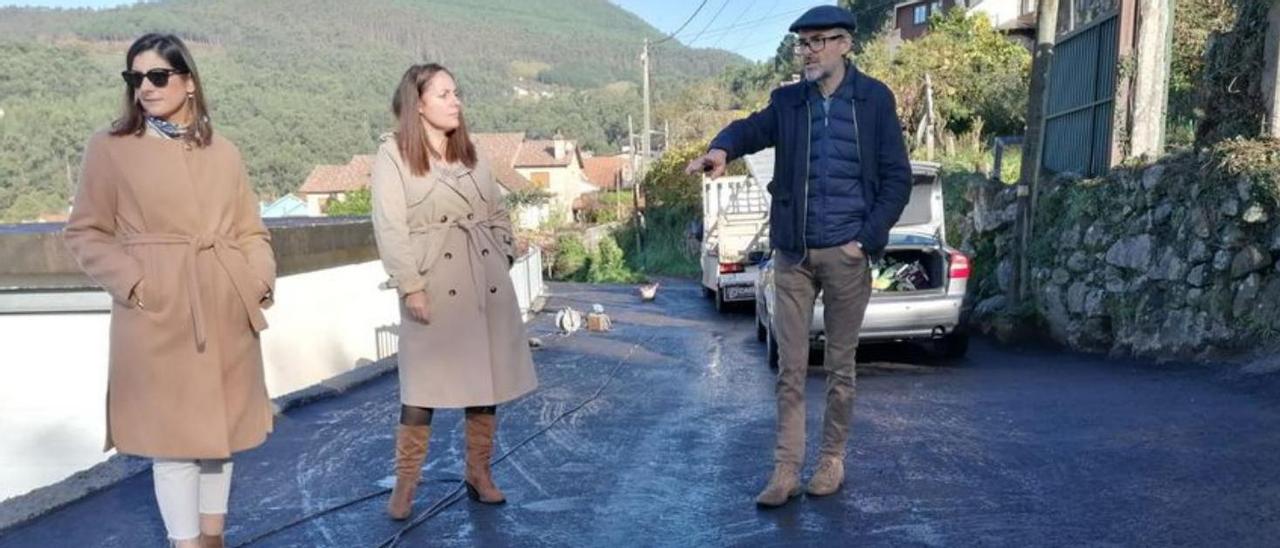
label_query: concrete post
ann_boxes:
[1129,0,1176,158]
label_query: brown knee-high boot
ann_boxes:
[387,424,431,520]
[464,413,506,504]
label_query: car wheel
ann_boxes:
[756,312,767,342]
[937,331,970,359]
[765,324,779,369]
[714,288,727,313]
[702,285,714,299]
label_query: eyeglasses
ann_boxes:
[793,34,846,54]
[121,68,188,89]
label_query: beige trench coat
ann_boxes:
[64,130,276,459]
[371,137,537,408]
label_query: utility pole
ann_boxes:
[641,38,653,181]
[924,73,937,162]
[1265,1,1280,138]
[1011,0,1059,311]
[1129,0,1176,158]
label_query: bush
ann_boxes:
[616,206,701,278]
[323,187,372,216]
[551,233,588,281]
[586,235,641,283]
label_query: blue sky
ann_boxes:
[0,0,832,61]
[610,0,833,61]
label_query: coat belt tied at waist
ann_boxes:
[122,233,268,348]
[411,218,499,311]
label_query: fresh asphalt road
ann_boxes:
[3,279,1280,547]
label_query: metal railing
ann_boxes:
[511,246,545,321]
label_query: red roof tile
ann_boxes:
[298,155,374,194]
[515,139,576,168]
[471,132,534,192]
[582,155,629,189]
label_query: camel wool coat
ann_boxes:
[64,130,276,459]
[370,137,537,408]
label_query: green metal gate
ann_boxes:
[1042,11,1121,178]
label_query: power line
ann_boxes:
[684,0,733,46]
[726,0,782,54]
[683,5,808,42]
[653,0,711,45]
[708,0,759,49]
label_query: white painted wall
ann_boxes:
[515,204,551,230]
[0,313,113,503]
[0,261,394,502]
[516,162,597,225]
[304,193,327,216]
[0,252,544,503]
[967,0,1023,26]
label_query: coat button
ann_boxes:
[444,252,453,260]
[448,289,457,296]
[481,249,489,256]
[440,215,448,222]
[467,213,475,220]
[489,287,497,294]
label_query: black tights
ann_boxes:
[399,404,496,426]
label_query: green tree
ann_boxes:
[856,9,1032,139]
[324,187,372,216]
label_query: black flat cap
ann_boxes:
[788,5,857,33]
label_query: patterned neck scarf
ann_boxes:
[145,116,188,140]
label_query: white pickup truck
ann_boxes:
[699,150,772,312]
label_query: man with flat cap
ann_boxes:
[686,4,912,507]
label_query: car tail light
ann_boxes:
[949,251,971,279]
[719,262,745,274]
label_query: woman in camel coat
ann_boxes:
[371,63,537,520]
[63,33,274,548]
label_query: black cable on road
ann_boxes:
[375,335,653,547]
[231,331,655,547]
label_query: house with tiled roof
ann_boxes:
[472,131,599,228]
[297,133,597,226]
[892,0,1038,48]
[582,154,634,191]
[297,155,374,216]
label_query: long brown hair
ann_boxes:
[110,33,213,147]
[391,63,477,177]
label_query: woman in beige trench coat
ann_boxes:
[63,34,275,548]
[371,63,537,519]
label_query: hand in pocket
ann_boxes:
[840,240,865,259]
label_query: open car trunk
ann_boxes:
[872,246,947,295]
[872,162,947,296]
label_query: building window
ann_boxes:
[913,5,927,25]
[930,1,943,15]
[531,172,550,188]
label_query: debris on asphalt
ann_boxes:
[555,306,582,334]
[638,281,660,302]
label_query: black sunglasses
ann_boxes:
[121,68,188,89]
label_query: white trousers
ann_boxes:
[152,458,234,541]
